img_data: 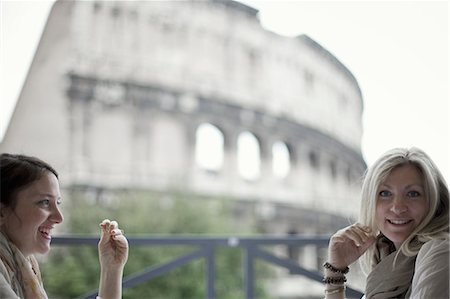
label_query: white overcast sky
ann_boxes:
[1,0,449,181]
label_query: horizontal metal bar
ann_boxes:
[52,235,330,247]
[52,236,99,246]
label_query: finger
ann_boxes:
[344,230,364,247]
[110,232,129,255]
[360,225,373,234]
[343,226,370,247]
[330,234,348,244]
[99,219,114,246]
[110,220,118,231]
[352,223,374,237]
[111,228,123,237]
[354,223,375,238]
[353,222,370,231]
[330,228,353,245]
[350,229,376,249]
[357,235,376,253]
[352,225,374,244]
[112,233,128,244]
[100,219,111,231]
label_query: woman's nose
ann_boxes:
[50,205,64,224]
[390,197,408,214]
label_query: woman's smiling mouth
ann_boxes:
[39,226,53,240]
[387,219,412,225]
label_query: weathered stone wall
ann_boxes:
[0,0,365,217]
[68,0,363,150]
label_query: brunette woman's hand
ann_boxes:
[98,219,129,270]
[327,223,376,269]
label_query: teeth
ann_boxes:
[39,227,52,236]
[389,219,410,225]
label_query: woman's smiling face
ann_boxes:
[1,170,64,257]
[375,164,429,249]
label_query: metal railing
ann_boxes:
[52,235,364,299]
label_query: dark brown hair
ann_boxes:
[0,153,58,209]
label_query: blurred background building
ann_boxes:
[0,0,366,297]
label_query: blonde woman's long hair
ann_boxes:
[358,147,449,274]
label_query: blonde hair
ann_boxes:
[358,147,449,274]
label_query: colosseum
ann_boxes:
[0,0,366,297]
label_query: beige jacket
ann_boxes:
[407,238,449,298]
[0,258,21,299]
[365,237,449,299]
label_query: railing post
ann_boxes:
[205,244,215,299]
[243,244,255,299]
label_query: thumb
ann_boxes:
[358,235,376,255]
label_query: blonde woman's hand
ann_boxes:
[328,223,376,269]
[98,219,129,270]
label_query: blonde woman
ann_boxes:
[323,148,449,298]
[0,153,128,299]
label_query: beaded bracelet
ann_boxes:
[323,262,349,274]
[325,285,346,295]
[322,276,347,284]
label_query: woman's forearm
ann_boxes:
[324,268,346,299]
[97,220,129,299]
[98,267,124,299]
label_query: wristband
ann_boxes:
[325,285,346,295]
[322,276,347,284]
[323,261,349,274]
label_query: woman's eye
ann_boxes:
[407,191,421,198]
[38,199,50,207]
[379,190,391,197]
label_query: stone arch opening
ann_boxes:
[195,123,224,172]
[237,131,261,181]
[272,141,291,179]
